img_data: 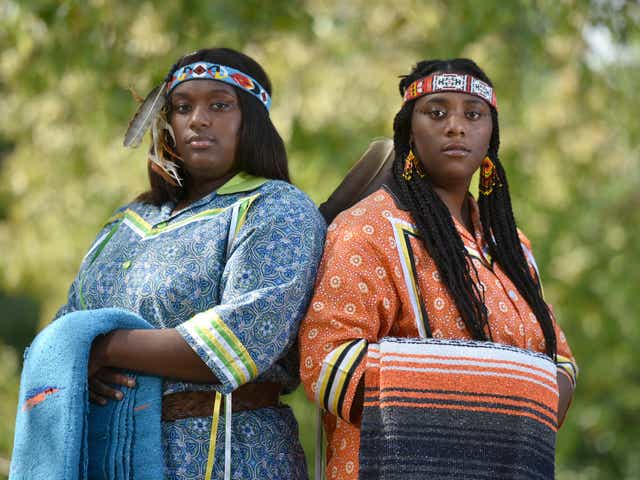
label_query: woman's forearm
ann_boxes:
[91,328,218,383]
[557,369,573,427]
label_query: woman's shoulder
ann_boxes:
[330,187,407,228]
[324,187,407,247]
[257,178,312,200]
[253,180,319,211]
[241,179,325,230]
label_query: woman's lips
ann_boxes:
[187,136,215,149]
[189,140,213,149]
[442,143,471,157]
[442,149,470,157]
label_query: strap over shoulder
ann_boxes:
[319,138,395,223]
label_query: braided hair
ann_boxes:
[392,59,556,358]
[140,48,289,205]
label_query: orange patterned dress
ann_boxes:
[299,186,577,480]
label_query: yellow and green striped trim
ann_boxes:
[225,194,260,257]
[102,193,260,242]
[184,310,258,388]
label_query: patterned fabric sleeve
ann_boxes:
[177,185,326,394]
[299,212,399,422]
[54,207,128,320]
[518,230,578,387]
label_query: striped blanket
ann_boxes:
[359,338,558,480]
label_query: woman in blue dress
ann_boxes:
[55,47,326,479]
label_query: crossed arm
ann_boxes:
[87,329,218,404]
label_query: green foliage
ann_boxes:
[0,293,40,356]
[0,344,19,479]
[1,0,639,478]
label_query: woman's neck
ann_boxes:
[173,170,237,213]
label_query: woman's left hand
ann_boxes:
[88,368,136,405]
[88,332,136,405]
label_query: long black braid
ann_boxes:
[392,59,556,358]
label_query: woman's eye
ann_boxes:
[173,104,191,114]
[211,102,230,111]
[429,110,446,119]
[466,111,482,120]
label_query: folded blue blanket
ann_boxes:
[10,308,163,480]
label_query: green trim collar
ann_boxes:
[217,172,268,195]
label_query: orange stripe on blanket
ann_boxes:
[22,386,63,411]
[379,363,557,392]
[379,356,556,383]
[379,351,555,379]
[379,366,556,388]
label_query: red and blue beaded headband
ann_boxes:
[403,73,498,110]
[167,62,272,111]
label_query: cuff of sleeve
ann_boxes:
[556,354,578,388]
[177,310,258,394]
[314,339,368,421]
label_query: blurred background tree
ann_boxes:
[1,0,638,478]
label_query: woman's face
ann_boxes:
[410,90,492,190]
[169,79,242,187]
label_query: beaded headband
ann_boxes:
[403,73,497,109]
[167,62,272,110]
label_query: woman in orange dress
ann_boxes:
[299,58,577,480]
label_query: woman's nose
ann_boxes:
[189,104,211,129]
[444,113,466,136]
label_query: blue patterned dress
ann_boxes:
[56,172,326,479]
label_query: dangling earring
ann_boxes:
[479,156,501,196]
[402,149,425,181]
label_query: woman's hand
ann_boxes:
[557,370,573,427]
[88,332,136,405]
[89,368,136,405]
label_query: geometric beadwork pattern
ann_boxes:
[167,62,272,110]
[404,73,497,109]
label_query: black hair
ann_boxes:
[392,58,556,358]
[139,47,289,205]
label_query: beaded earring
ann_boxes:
[479,156,501,195]
[402,149,425,181]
